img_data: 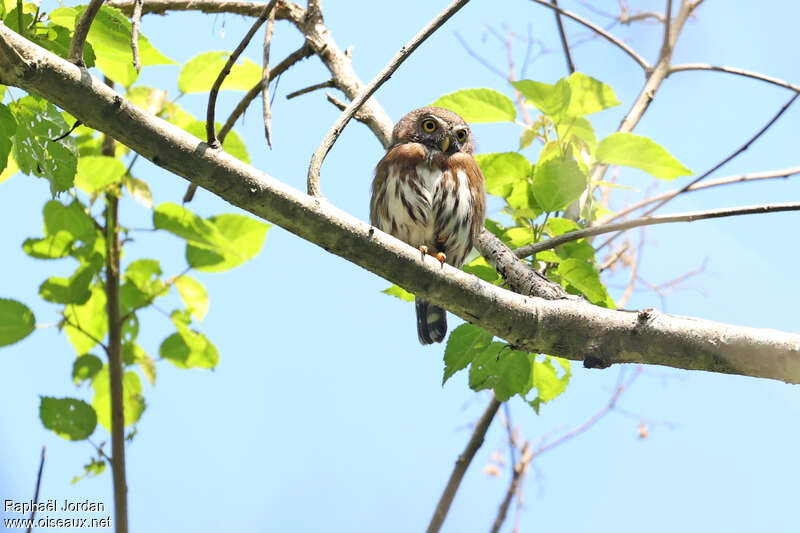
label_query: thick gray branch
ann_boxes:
[1,25,799,383]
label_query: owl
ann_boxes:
[371,107,486,344]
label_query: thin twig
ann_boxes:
[25,446,45,533]
[660,0,673,56]
[206,0,277,147]
[669,63,800,94]
[427,397,502,533]
[595,92,799,250]
[68,0,105,66]
[63,318,108,353]
[517,201,800,258]
[286,79,335,100]
[528,0,650,70]
[261,3,276,148]
[306,0,472,197]
[131,0,143,72]
[616,230,643,308]
[599,165,800,226]
[183,43,313,203]
[551,0,575,73]
[489,443,532,533]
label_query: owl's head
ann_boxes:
[391,106,474,155]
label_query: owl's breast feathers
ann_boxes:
[371,142,486,268]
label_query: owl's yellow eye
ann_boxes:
[422,119,437,132]
[455,129,467,142]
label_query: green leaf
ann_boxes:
[556,116,596,147]
[72,354,103,385]
[11,96,78,194]
[0,298,35,347]
[122,343,156,385]
[528,356,571,412]
[475,152,531,198]
[64,284,108,354]
[185,213,270,272]
[75,155,126,193]
[184,120,250,163]
[0,103,17,174]
[123,174,153,208]
[512,79,570,118]
[545,217,580,236]
[178,51,263,93]
[381,285,415,302]
[32,24,95,67]
[432,88,516,123]
[596,132,692,180]
[533,158,587,212]
[160,316,219,369]
[23,231,74,259]
[557,258,614,307]
[153,202,230,250]
[501,227,536,249]
[39,263,94,304]
[565,73,620,116]
[39,397,97,440]
[43,200,97,241]
[462,256,501,283]
[54,6,175,87]
[504,181,541,221]
[469,344,531,401]
[519,126,537,150]
[174,275,209,323]
[71,458,105,484]
[443,324,493,385]
[92,367,146,430]
[0,151,19,185]
[125,258,164,296]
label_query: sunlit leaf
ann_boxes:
[512,79,570,118]
[92,367,146,430]
[596,132,692,180]
[462,256,501,283]
[64,284,108,354]
[178,51,262,93]
[174,275,209,323]
[475,152,531,198]
[565,73,620,116]
[39,263,94,304]
[381,285,415,302]
[432,88,516,123]
[75,155,126,193]
[557,258,614,307]
[185,213,270,272]
[533,158,586,212]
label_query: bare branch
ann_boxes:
[261,4,276,148]
[6,24,800,383]
[427,397,502,533]
[68,0,104,66]
[599,165,800,226]
[206,0,277,148]
[489,442,532,533]
[517,201,800,258]
[306,0,471,197]
[550,0,575,74]
[25,446,45,533]
[286,79,335,100]
[528,0,650,70]
[131,0,143,72]
[660,0,673,56]
[669,63,800,94]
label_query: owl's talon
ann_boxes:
[434,252,446,265]
[419,245,429,260]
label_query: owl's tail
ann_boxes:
[416,298,447,345]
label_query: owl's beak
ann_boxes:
[439,136,451,152]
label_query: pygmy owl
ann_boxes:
[371,107,487,344]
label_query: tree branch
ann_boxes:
[206,0,276,148]
[427,397,502,533]
[669,63,800,94]
[528,0,650,70]
[25,446,45,533]
[3,24,800,383]
[68,0,104,66]
[130,0,143,72]
[599,165,800,226]
[550,0,575,74]
[515,201,800,258]
[306,0,471,197]
[261,3,276,148]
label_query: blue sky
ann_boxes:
[1,1,799,531]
